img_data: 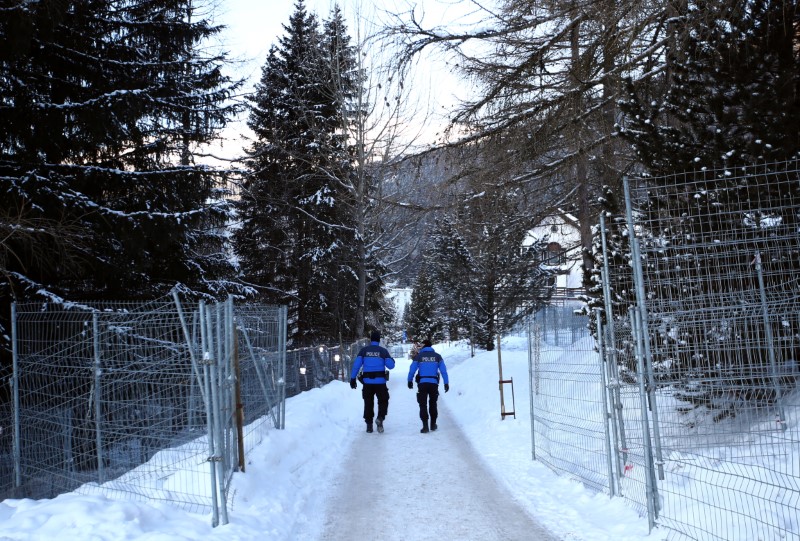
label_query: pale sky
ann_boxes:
[207,0,485,162]
[216,0,479,69]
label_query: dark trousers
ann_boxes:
[362,383,389,422]
[416,382,439,422]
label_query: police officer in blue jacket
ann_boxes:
[350,330,396,433]
[407,339,449,433]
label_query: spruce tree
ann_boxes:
[428,216,476,342]
[315,5,380,341]
[619,0,800,173]
[235,1,374,346]
[617,0,800,408]
[0,0,242,350]
[427,187,554,351]
[403,266,443,343]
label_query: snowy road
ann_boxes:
[317,380,560,541]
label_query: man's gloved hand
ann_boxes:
[444,383,450,393]
[407,381,413,389]
[350,379,357,389]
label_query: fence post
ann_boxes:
[92,312,105,484]
[599,214,629,481]
[215,302,230,480]
[278,306,287,430]
[527,317,537,461]
[595,309,617,497]
[11,302,21,489]
[753,251,788,429]
[229,299,246,471]
[470,318,475,357]
[207,302,229,526]
[623,177,666,485]
[630,307,658,532]
[199,302,220,527]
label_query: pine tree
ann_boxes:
[0,1,245,396]
[0,1,242,341]
[616,0,800,408]
[313,5,384,342]
[403,265,443,343]
[321,5,399,341]
[235,3,320,345]
[234,1,377,346]
[428,216,476,342]
[427,187,554,351]
[619,0,800,173]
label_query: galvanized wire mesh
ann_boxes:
[529,303,614,494]
[528,305,675,516]
[284,338,369,395]
[4,294,287,527]
[9,298,202,504]
[529,161,800,541]
[618,163,800,540]
[0,402,11,498]
[236,303,288,432]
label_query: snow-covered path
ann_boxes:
[0,339,655,541]
[317,378,559,541]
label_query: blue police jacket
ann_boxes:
[408,346,448,385]
[351,341,395,384]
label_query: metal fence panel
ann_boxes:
[8,298,206,507]
[618,163,800,540]
[529,303,615,494]
[2,292,378,527]
[628,166,800,540]
[235,304,288,433]
[3,294,288,526]
[529,161,800,541]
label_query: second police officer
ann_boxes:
[407,339,449,433]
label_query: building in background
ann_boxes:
[524,210,583,300]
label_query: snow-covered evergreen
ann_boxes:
[426,188,555,350]
[0,0,244,361]
[618,0,800,173]
[233,1,389,346]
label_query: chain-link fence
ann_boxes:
[4,293,288,527]
[529,160,800,541]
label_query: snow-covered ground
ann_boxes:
[0,336,793,540]
[0,337,649,540]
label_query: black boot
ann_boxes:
[366,421,373,433]
[430,420,438,431]
[420,420,429,433]
[376,417,384,433]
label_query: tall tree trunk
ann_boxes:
[571,18,594,274]
[355,233,366,339]
[354,77,368,339]
[601,2,621,196]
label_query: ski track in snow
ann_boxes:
[313,379,560,541]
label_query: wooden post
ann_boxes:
[470,318,475,357]
[497,333,516,419]
[497,333,506,418]
[234,328,246,472]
